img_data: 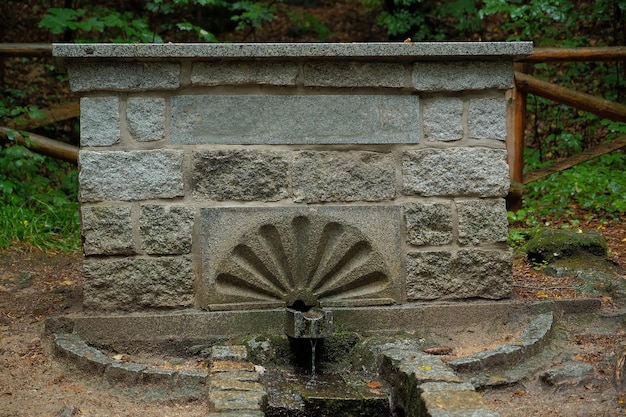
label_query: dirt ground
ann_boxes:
[0,219,625,417]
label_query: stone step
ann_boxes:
[207,345,267,415]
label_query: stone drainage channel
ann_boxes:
[52,311,555,417]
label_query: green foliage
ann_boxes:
[480,0,569,42]
[39,0,330,43]
[480,0,622,45]
[0,146,80,252]
[523,152,626,220]
[231,1,277,31]
[376,0,480,41]
[39,7,161,42]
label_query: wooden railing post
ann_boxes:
[507,62,529,212]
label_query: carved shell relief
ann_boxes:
[213,214,392,308]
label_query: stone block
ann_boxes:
[142,368,177,385]
[105,362,147,385]
[80,96,120,146]
[171,95,420,144]
[176,370,208,388]
[126,97,166,142]
[193,150,289,201]
[404,201,453,246]
[412,61,513,91]
[210,379,265,392]
[423,97,463,141]
[406,249,512,300]
[209,390,267,412]
[420,383,499,417]
[212,345,248,362]
[67,61,180,92]
[402,148,510,197]
[83,256,194,311]
[140,205,194,254]
[303,61,407,87]
[79,150,184,202]
[456,199,508,245]
[54,333,112,375]
[468,96,507,140]
[383,351,460,384]
[292,151,395,203]
[191,61,298,86]
[81,205,134,255]
[201,206,402,309]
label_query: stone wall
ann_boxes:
[54,42,532,312]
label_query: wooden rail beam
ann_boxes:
[523,135,626,184]
[0,43,52,57]
[0,127,78,164]
[515,71,626,122]
[6,101,80,131]
[519,46,626,62]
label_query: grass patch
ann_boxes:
[0,145,80,252]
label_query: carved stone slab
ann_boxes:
[201,206,402,310]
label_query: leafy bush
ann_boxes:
[373,0,481,41]
[39,7,161,42]
[0,145,80,252]
[524,152,626,220]
[38,0,330,43]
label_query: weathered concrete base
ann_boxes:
[46,299,600,354]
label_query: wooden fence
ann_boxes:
[508,47,626,210]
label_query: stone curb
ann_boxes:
[380,345,500,417]
[53,333,207,391]
[448,312,554,373]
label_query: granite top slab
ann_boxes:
[53,42,533,60]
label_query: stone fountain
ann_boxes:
[48,41,560,416]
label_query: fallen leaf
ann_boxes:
[419,365,432,371]
[62,384,84,394]
[366,381,382,389]
[423,345,452,355]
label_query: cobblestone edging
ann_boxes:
[53,311,554,415]
[54,334,267,415]
[53,333,208,396]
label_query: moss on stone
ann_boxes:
[525,228,607,264]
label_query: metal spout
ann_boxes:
[285,307,334,339]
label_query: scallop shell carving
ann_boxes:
[214,215,391,307]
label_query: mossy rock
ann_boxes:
[525,228,608,264]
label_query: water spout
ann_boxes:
[285,304,334,374]
[285,305,335,339]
